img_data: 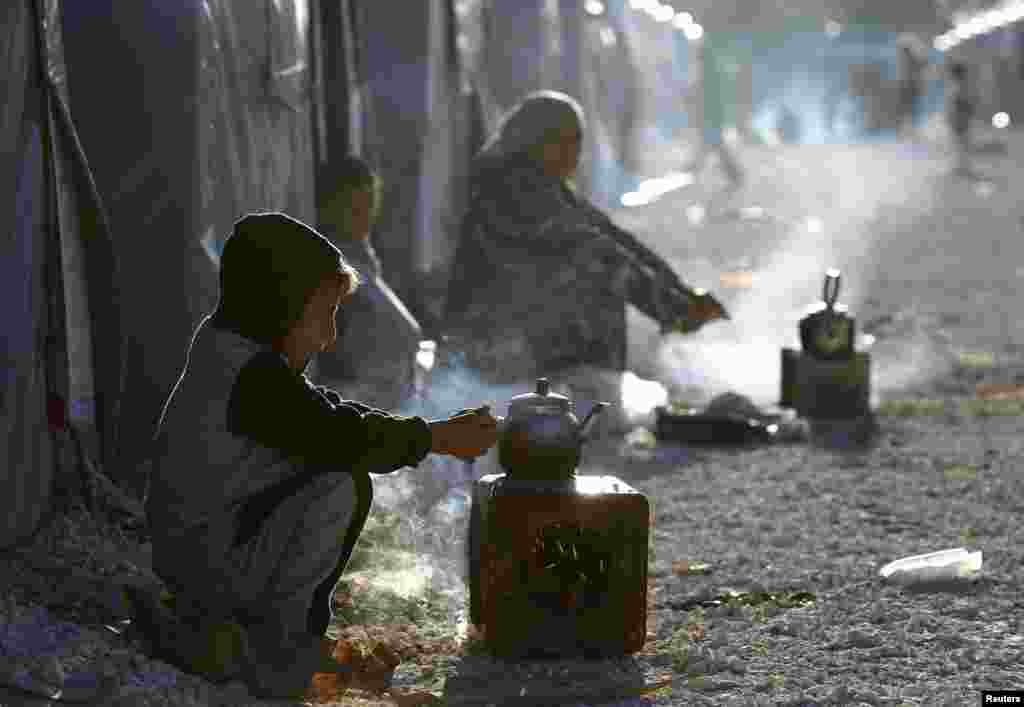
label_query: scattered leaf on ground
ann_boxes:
[957,351,996,369]
[944,464,979,482]
[307,672,353,704]
[960,398,1024,417]
[975,383,1024,401]
[387,688,446,706]
[672,560,711,577]
[634,677,674,695]
[687,622,706,642]
[878,399,944,417]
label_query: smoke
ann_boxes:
[647,143,954,408]
[357,358,567,633]
[353,135,963,633]
[867,316,956,403]
[357,355,639,633]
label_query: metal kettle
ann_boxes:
[497,378,610,480]
[799,269,855,361]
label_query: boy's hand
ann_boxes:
[429,406,499,461]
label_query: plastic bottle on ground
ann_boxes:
[878,548,982,586]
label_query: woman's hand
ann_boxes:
[690,290,730,323]
[428,406,500,461]
[663,290,730,334]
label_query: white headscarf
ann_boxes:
[473,90,586,175]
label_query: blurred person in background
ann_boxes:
[313,156,422,411]
[896,34,929,136]
[682,37,744,189]
[945,61,976,177]
[315,157,467,516]
[775,103,802,144]
[444,90,728,412]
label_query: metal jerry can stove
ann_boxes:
[780,269,871,418]
[467,379,650,659]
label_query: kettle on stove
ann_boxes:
[497,378,610,481]
[799,269,855,361]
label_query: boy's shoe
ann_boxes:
[123,585,248,684]
[243,629,355,700]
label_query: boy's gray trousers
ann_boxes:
[155,467,372,640]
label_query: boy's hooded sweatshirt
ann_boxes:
[146,213,432,592]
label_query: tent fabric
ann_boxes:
[351,1,470,335]
[195,0,318,324]
[1,0,53,550]
[352,1,431,303]
[446,2,489,279]
[40,0,125,469]
[453,0,639,210]
[62,1,203,490]
[1,0,124,549]
[62,1,318,487]
[311,0,362,166]
[416,0,458,275]
[197,0,318,279]
[474,0,558,134]
[578,9,642,207]
[48,49,125,470]
[450,0,573,212]
[585,12,640,170]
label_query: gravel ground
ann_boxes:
[378,401,1024,707]
[2,130,1022,706]
[590,411,1024,706]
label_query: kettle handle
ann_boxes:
[823,269,841,309]
[578,402,610,442]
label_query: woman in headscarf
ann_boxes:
[896,34,928,134]
[444,90,727,386]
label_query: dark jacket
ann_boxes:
[147,316,431,587]
[444,154,695,383]
[313,236,422,410]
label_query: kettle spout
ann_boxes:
[578,402,610,442]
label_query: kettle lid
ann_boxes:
[804,301,850,316]
[803,268,849,317]
[507,378,572,418]
[823,268,842,308]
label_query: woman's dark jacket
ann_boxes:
[444,154,695,382]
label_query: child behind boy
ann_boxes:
[945,61,975,176]
[313,155,421,411]
[146,212,497,698]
